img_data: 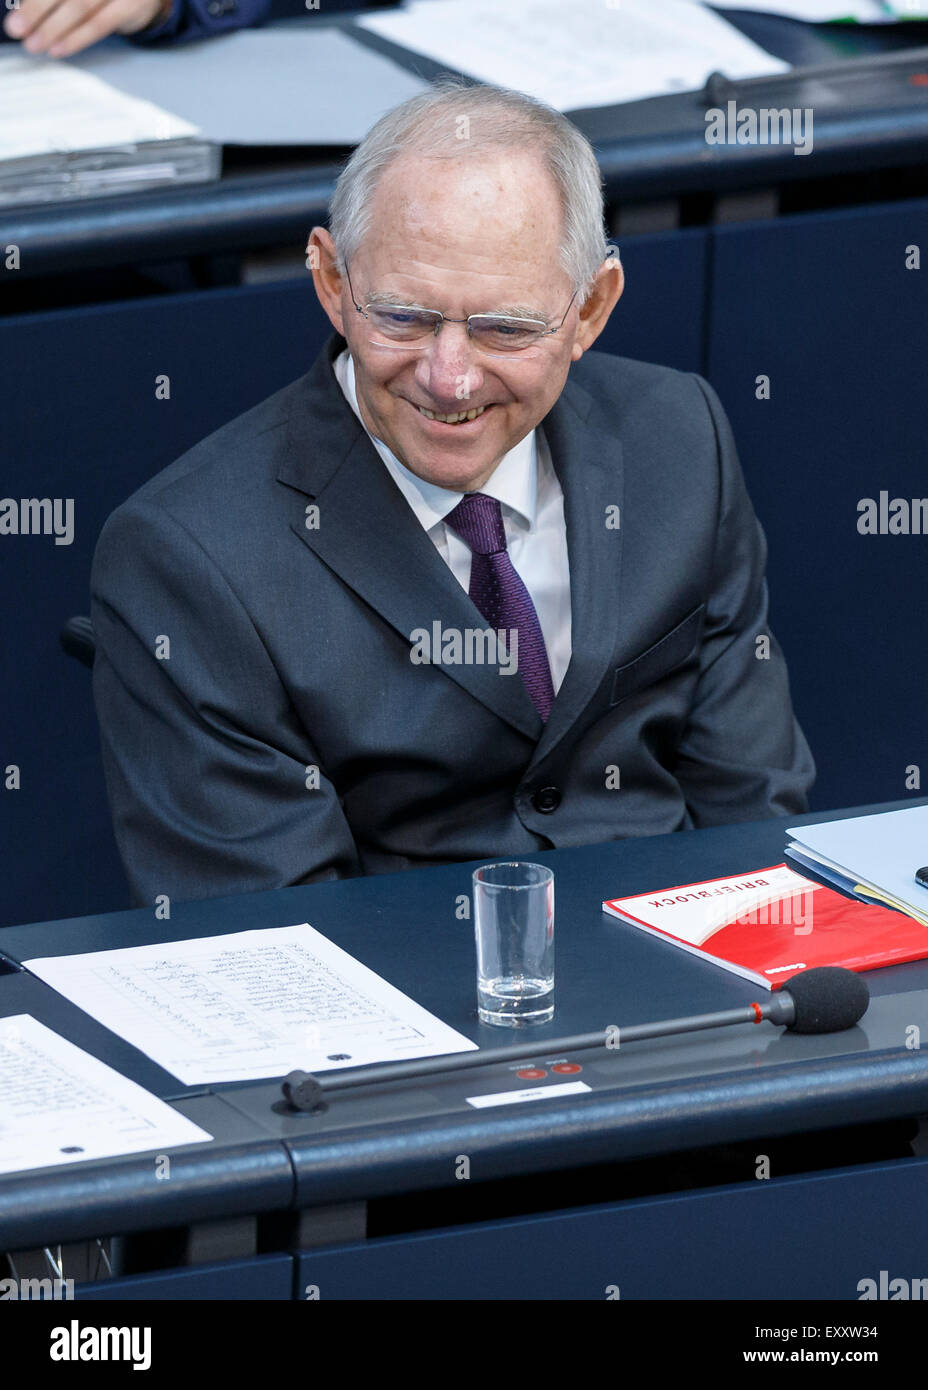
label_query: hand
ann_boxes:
[2,0,172,58]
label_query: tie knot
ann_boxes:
[444,493,507,556]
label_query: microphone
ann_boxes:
[776,964,870,1034]
[279,965,870,1112]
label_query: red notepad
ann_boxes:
[602,863,928,988]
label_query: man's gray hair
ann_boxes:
[329,79,609,303]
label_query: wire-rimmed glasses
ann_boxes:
[344,263,578,355]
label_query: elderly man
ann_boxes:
[91,81,814,906]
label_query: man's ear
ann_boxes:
[570,256,624,361]
[307,227,346,336]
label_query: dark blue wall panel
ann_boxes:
[596,225,707,373]
[75,1252,292,1300]
[706,196,928,813]
[296,1156,928,1300]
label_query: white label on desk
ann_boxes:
[466,1080,591,1109]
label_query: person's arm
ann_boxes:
[91,496,361,908]
[128,0,271,45]
[1,0,269,57]
[671,374,816,825]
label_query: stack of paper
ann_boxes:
[0,54,218,207]
[359,0,790,112]
[787,805,928,927]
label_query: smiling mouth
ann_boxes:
[416,403,489,424]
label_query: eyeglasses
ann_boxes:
[344,263,578,354]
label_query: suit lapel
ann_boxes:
[277,336,542,741]
[527,372,626,768]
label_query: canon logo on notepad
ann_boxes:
[766,963,807,974]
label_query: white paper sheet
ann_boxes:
[787,805,928,926]
[25,924,477,1085]
[0,1015,211,1176]
[0,54,199,162]
[71,28,430,147]
[359,0,790,112]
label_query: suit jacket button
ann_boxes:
[532,786,561,813]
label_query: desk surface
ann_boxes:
[2,796,928,1248]
[5,12,928,281]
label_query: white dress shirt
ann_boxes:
[333,349,572,692]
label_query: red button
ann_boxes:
[516,1068,546,1080]
[910,73,928,86]
[551,1062,582,1074]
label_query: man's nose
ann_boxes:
[414,323,484,406]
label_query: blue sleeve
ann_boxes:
[91,496,361,905]
[130,0,271,44]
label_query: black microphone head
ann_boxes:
[783,966,870,1034]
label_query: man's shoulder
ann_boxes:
[572,348,707,414]
[563,350,721,454]
[90,366,335,584]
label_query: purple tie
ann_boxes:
[444,493,555,722]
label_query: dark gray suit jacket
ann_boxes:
[91,333,815,905]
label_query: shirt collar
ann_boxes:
[334,350,538,533]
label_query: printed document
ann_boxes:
[360,0,789,111]
[25,924,477,1085]
[0,1014,211,1176]
[0,54,198,161]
